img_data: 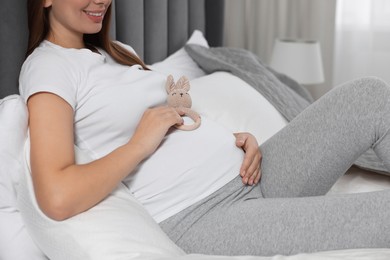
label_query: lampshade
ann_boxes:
[269,39,324,85]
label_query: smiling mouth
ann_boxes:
[84,11,104,17]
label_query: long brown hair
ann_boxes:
[26,0,148,69]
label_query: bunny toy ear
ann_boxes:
[165,75,176,93]
[176,76,190,91]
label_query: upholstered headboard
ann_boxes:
[0,0,224,99]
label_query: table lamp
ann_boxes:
[269,39,324,85]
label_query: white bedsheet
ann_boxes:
[134,248,390,260]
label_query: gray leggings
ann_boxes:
[159,77,390,256]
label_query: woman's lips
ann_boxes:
[83,10,105,23]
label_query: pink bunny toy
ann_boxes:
[165,75,201,131]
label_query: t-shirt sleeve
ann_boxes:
[19,51,78,110]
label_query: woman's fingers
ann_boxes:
[240,147,257,176]
[234,132,262,186]
[130,106,184,157]
[247,163,261,186]
[242,152,262,185]
[151,106,184,126]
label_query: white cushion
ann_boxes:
[17,141,185,260]
[0,95,27,211]
[0,95,46,260]
[151,30,209,80]
[190,72,288,145]
[0,95,28,181]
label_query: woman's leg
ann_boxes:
[160,176,390,256]
[260,77,390,197]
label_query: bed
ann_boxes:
[1,0,390,259]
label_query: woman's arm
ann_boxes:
[28,92,183,221]
[234,133,262,186]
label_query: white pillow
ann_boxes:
[0,95,47,260]
[150,30,209,80]
[190,72,288,145]
[0,95,27,212]
[17,140,185,260]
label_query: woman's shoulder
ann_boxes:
[19,41,81,107]
[22,41,78,77]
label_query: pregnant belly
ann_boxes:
[122,117,244,221]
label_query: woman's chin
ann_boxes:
[83,25,103,35]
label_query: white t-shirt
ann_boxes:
[19,41,244,222]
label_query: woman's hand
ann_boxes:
[129,106,184,158]
[234,132,262,186]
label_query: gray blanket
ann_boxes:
[185,44,389,175]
